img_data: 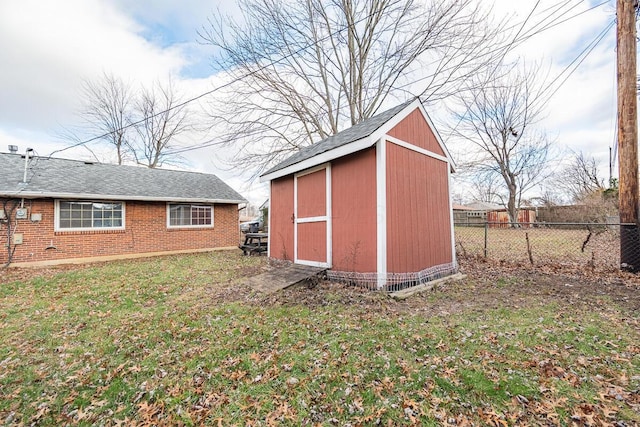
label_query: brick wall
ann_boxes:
[0,198,239,265]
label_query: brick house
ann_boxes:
[0,153,245,266]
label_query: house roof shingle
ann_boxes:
[0,153,245,203]
[462,202,503,211]
[262,99,416,177]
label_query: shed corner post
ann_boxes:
[376,137,387,289]
[267,180,272,258]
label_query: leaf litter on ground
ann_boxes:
[0,252,639,425]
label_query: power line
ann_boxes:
[171,0,596,157]
[533,19,615,109]
[50,0,610,160]
[47,5,393,158]
[412,0,609,102]
[440,0,542,141]
[443,4,614,143]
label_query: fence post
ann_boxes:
[484,221,488,258]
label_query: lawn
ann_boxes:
[455,226,619,270]
[1,251,639,425]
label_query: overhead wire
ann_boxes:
[398,0,600,100]
[48,0,611,160]
[169,0,604,157]
[440,0,542,141]
[533,18,615,110]
[47,5,406,158]
[442,1,614,143]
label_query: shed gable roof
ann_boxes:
[260,98,453,181]
[0,153,245,203]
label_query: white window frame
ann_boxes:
[55,200,126,232]
[166,203,214,229]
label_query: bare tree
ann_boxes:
[451,64,552,225]
[71,74,189,168]
[554,151,605,202]
[78,72,134,164]
[469,171,505,205]
[528,184,566,207]
[132,79,190,168]
[199,0,506,174]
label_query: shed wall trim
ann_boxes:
[267,181,272,257]
[260,99,456,182]
[447,165,457,265]
[367,102,455,169]
[385,135,451,167]
[405,104,454,168]
[376,138,387,288]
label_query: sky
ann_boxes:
[0,0,619,205]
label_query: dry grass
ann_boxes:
[1,251,639,425]
[455,225,619,269]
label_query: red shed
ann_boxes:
[260,99,456,290]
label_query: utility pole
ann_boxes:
[617,0,640,271]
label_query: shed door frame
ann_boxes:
[294,163,332,268]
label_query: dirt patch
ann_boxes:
[238,260,640,324]
[455,260,640,314]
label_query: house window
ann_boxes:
[57,201,124,230]
[467,211,486,218]
[168,204,213,227]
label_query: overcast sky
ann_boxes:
[0,0,619,204]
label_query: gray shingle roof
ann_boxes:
[0,153,245,203]
[262,99,416,177]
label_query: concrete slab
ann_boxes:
[389,273,466,300]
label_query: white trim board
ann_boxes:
[385,135,450,164]
[447,165,457,266]
[375,138,387,289]
[267,181,272,258]
[260,136,373,182]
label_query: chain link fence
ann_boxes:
[454,222,629,271]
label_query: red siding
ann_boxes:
[487,209,536,227]
[386,141,452,273]
[0,199,239,265]
[387,108,445,157]
[296,169,326,218]
[331,148,377,272]
[270,177,295,261]
[296,221,327,263]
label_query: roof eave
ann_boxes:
[0,191,245,204]
[259,135,376,182]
